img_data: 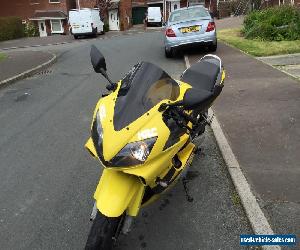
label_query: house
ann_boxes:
[0,0,76,37]
[75,0,132,31]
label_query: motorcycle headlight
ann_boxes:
[96,110,103,141]
[91,110,104,160]
[110,137,157,167]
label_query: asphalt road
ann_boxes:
[0,32,252,249]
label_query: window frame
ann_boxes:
[49,0,60,3]
[50,19,64,34]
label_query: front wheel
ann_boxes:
[85,211,122,250]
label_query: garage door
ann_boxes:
[132,7,147,25]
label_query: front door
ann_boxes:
[170,1,180,12]
[38,20,47,37]
[109,10,120,31]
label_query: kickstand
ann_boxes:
[182,177,194,202]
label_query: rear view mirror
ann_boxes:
[90,45,107,73]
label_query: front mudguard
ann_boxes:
[94,169,144,217]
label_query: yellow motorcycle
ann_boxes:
[85,45,225,249]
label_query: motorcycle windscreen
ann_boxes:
[114,62,180,131]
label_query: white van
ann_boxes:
[69,8,104,39]
[147,7,162,27]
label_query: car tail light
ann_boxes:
[165,28,176,37]
[206,22,215,32]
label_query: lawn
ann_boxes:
[218,28,300,57]
[0,53,6,61]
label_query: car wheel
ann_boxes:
[74,35,79,39]
[165,47,173,58]
[92,28,98,38]
[208,41,217,52]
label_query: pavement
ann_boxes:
[0,51,54,84]
[0,31,254,249]
[258,53,300,79]
[187,42,300,243]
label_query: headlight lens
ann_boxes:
[96,110,103,141]
[91,110,104,160]
[110,137,157,167]
[92,110,157,167]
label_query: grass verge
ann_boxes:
[218,28,300,57]
[0,53,6,62]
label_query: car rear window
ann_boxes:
[169,7,209,23]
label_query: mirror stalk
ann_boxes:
[99,68,117,91]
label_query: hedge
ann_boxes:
[0,16,25,41]
[243,6,300,41]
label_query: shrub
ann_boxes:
[24,21,39,37]
[0,16,25,41]
[243,6,300,41]
[103,22,109,32]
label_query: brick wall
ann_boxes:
[76,0,97,8]
[78,0,132,30]
[119,0,132,30]
[0,0,76,20]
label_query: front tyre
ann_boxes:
[85,211,122,250]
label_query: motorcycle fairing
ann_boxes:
[86,78,191,167]
[141,142,196,206]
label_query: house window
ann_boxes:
[50,20,63,33]
[49,0,60,3]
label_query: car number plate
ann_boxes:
[180,25,200,33]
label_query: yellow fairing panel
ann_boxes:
[94,169,144,217]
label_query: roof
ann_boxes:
[30,10,67,20]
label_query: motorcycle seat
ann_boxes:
[180,60,220,92]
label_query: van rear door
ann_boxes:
[69,10,92,34]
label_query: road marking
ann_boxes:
[184,55,190,68]
[184,55,280,250]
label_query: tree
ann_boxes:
[96,0,112,22]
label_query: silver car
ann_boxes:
[164,6,217,57]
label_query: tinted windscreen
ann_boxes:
[113,62,180,131]
[169,7,209,23]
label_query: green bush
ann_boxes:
[243,6,300,41]
[24,21,39,37]
[0,16,25,41]
[103,22,109,32]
